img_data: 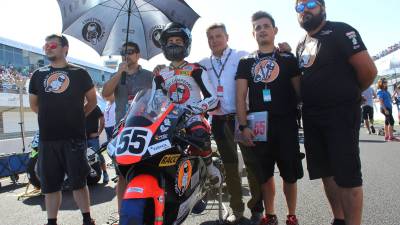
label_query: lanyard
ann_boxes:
[210,49,232,86]
[254,49,277,89]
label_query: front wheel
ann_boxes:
[119,198,147,225]
[26,155,41,189]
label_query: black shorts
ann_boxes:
[362,105,374,121]
[251,114,304,184]
[302,105,362,188]
[38,139,91,193]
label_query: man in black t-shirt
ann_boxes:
[236,11,303,225]
[29,34,97,225]
[85,105,108,183]
[294,1,377,225]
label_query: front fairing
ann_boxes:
[107,89,186,165]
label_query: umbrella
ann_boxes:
[56,0,199,60]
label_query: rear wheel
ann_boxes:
[26,155,41,189]
[86,161,101,185]
[119,198,146,225]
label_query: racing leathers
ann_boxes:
[153,61,221,186]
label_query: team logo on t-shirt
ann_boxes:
[252,59,280,83]
[346,31,361,50]
[169,83,190,104]
[299,37,319,68]
[44,72,70,93]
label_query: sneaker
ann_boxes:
[331,219,346,225]
[389,136,400,142]
[206,163,222,188]
[103,172,109,184]
[370,125,376,134]
[250,212,263,225]
[259,215,278,225]
[83,219,95,225]
[286,215,299,225]
[366,130,371,135]
[225,211,244,224]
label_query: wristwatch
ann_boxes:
[239,124,248,131]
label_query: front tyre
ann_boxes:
[26,155,41,189]
[120,198,146,225]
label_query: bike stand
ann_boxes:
[17,183,41,200]
[217,183,229,224]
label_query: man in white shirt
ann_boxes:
[199,23,264,225]
[361,87,376,134]
[104,95,116,141]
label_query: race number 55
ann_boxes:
[116,127,152,156]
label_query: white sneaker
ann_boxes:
[207,163,222,188]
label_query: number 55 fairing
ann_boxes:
[107,89,221,225]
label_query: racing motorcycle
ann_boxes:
[26,132,103,189]
[107,89,225,225]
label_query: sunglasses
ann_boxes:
[120,49,138,56]
[295,0,320,13]
[43,42,59,50]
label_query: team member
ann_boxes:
[295,0,377,224]
[102,42,153,213]
[199,23,264,224]
[29,34,97,225]
[236,11,303,225]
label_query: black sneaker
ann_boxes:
[370,125,376,134]
[331,219,345,225]
[83,219,95,225]
[225,211,244,224]
[250,212,263,225]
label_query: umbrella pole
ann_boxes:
[121,0,133,85]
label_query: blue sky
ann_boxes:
[0,0,399,69]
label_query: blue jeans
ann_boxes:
[87,137,105,164]
[105,126,114,142]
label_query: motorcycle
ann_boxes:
[26,132,104,190]
[107,89,225,225]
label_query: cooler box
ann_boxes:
[0,152,30,178]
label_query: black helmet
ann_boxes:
[159,22,192,61]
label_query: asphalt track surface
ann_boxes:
[0,128,399,225]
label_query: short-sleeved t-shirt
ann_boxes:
[236,51,300,115]
[114,67,153,123]
[296,21,367,111]
[85,105,103,137]
[29,64,94,141]
[361,87,375,107]
[377,89,392,110]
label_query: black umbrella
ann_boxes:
[56,0,200,60]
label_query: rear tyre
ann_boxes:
[86,161,101,185]
[119,198,146,225]
[26,155,41,189]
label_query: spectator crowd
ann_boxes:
[372,41,400,61]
